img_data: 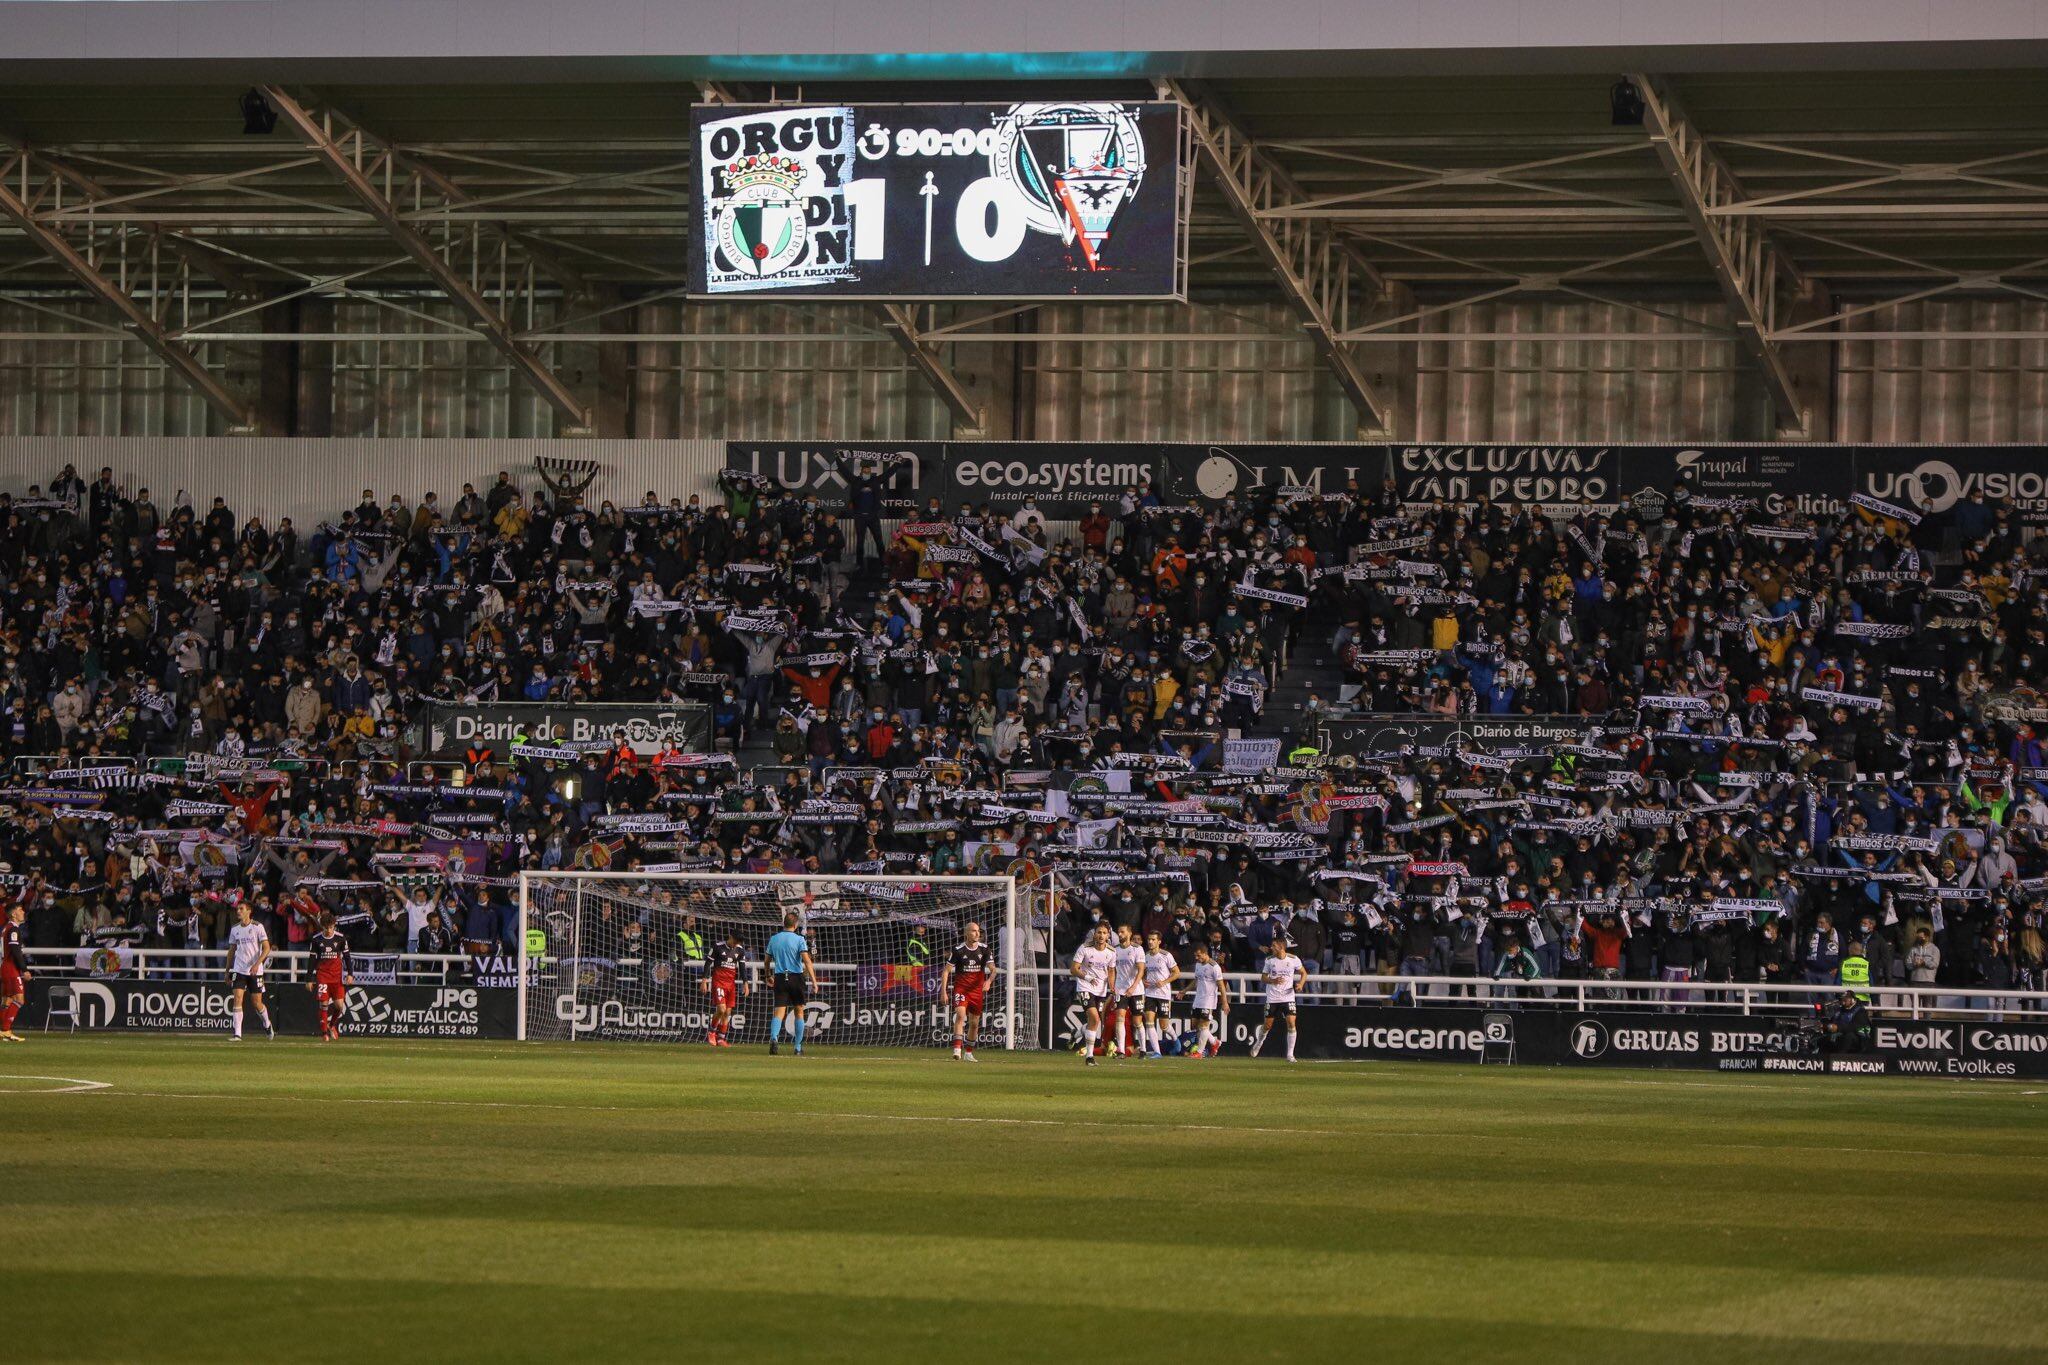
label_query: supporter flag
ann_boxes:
[74,944,133,977]
[857,963,935,998]
[1850,492,1922,534]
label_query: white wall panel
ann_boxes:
[1411,296,1744,442]
[1834,297,2048,443]
[1026,302,1346,441]
[0,300,259,438]
[6,292,2045,448]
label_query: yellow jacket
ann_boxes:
[1152,672,1180,718]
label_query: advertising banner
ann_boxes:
[1784,446,2048,525]
[20,979,517,1039]
[539,977,1019,1049]
[1155,444,1398,505]
[1317,714,1607,758]
[726,441,2048,524]
[23,979,2040,1075]
[690,102,1184,299]
[1544,1009,2048,1078]
[724,440,1158,519]
[1215,1003,2048,1078]
[1391,445,1647,509]
[415,700,710,760]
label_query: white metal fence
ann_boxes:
[23,946,478,985]
[1023,970,2048,1022]
[28,951,2048,1028]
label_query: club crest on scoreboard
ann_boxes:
[988,102,1148,271]
[700,107,858,292]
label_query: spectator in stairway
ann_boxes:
[1802,911,1843,985]
[1905,925,1941,987]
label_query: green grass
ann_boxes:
[3,1039,2046,1364]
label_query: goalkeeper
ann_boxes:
[767,912,820,1056]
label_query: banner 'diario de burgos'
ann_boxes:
[724,442,2048,524]
[414,701,711,760]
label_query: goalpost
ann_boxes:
[516,872,1044,1050]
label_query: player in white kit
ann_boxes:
[224,901,275,1040]
[1109,925,1147,1059]
[1140,930,1179,1059]
[1069,923,1116,1066]
[1186,942,1230,1059]
[1248,936,1306,1062]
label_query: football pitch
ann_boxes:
[3,1039,2045,1364]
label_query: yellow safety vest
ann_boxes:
[523,927,547,959]
[677,928,706,962]
[1838,955,1871,1001]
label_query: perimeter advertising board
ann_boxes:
[1260,1006,2048,1077]
[20,980,516,1039]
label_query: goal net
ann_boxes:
[517,873,1041,1050]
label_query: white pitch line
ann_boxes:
[65,1087,1346,1136]
[1691,1140,2042,1160]
[1608,1076,2047,1097]
[0,1074,112,1093]
[773,1108,1345,1136]
[84,1089,638,1114]
[37,1088,2042,1156]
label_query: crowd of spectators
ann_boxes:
[1,452,2044,1006]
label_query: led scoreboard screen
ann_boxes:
[690,102,1185,299]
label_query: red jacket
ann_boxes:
[864,722,896,760]
[1583,918,1626,972]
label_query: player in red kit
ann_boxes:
[699,928,748,1047]
[940,920,998,1061]
[306,911,353,1041]
[0,901,29,1042]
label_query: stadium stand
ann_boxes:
[0,459,2041,1003]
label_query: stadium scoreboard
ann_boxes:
[690,101,1186,299]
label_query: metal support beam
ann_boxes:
[1635,74,1813,436]
[875,303,984,434]
[398,154,589,298]
[261,86,591,429]
[1160,78,1397,436]
[0,148,258,428]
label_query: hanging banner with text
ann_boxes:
[723,442,2048,524]
[414,701,710,760]
[1317,714,1609,759]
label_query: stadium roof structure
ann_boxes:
[3,1,2047,434]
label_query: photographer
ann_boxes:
[1816,990,1871,1054]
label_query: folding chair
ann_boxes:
[42,982,79,1033]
